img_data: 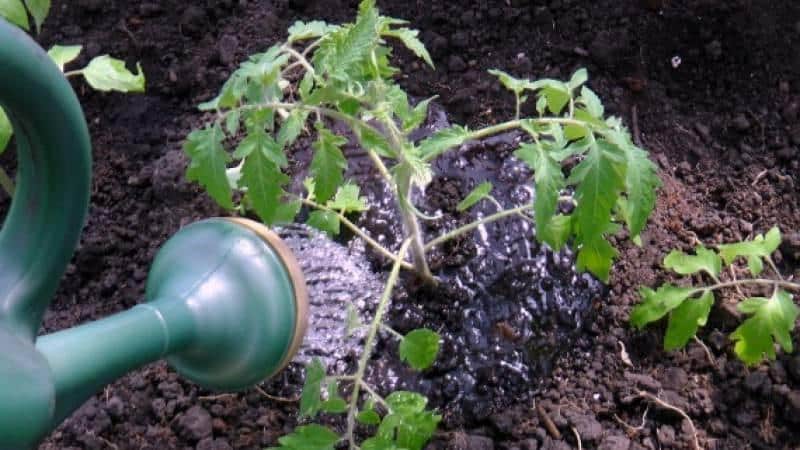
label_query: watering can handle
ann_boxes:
[0,19,92,342]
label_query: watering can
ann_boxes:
[0,20,309,449]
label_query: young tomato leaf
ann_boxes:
[47,45,82,71]
[310,124,348,203]
[717,227,781,275]
[327,183,367,213]
[567,68,588,90]
[514,142,565,239]
[488,69,528,95]
[538,214,572,251]
[184,124,233,209]
[307,210,340,236]
[664,290,714,350]
[0,107,12,154]
[277,109,309,147]
[299,359,325,418]
[24,0,49,31]
[81,55,146,93]
[235,129,287,167]
[617,140,659,238]
[456,181,492,211]
[0,0,29,30]
[313,0,379,79]
[240,146,290,224]
[382,27,434,68]
[663,246,722,278]
[320,381,348,414]
[399,329,440,370]
[287,20,339,42]
[418,125,470,160]
[731,290,799,365]
[357,409,382,426]
[578,86,604,118]
[630,284,696,328]
[270,424,339,450]
[380,392,441,450]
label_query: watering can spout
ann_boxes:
[0,18,308,449]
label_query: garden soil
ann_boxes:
[17,0,800,449]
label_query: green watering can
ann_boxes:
[0,20,309,449]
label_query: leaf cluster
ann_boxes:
[631,227,800,365]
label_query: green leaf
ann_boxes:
[274,424,339,450]
[382,27,433,68]
[663,246,722,278]
[418,125,470,160]
[731,290,799,365]
[307,210,340,236]
[515,142,565,240]
[488,69,528,95]
[345,303,362,337]
[630,284,696,328]
[81,55,145,93]
[225,110,240,135]
[357,409,382,426]
[664,290,714,350]
[0,107,12,155]
[234,129,287,167]
[403,96,435,132]
[287,20,339,42]
[320,381,347,414]
[299,359,325,417]
[380,392,440,450]
[567,68,588,90]
[578,86,603,118]
[47,45,82,71]
[0,0,29,30]
[568,141,626,281]
[718,227,781,274]
[617,138,660,239]
[278,109,309,147]
[313,0,379,79]
[355,122,395,158]
[24,0,48,31]
[457,181,492,211]
[240,142,290,224]
[310,124,348,203]
[399,328,440,370]
[327,183,367,213]
[538,214,572,251]
[184,124,233,209]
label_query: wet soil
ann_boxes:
[14,0,800,449]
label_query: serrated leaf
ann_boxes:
[579,86,603,118]
[0,107,12,155]
[81,55,145,93]
[327,183,367,213]
[403,96,435,132]
[278,109,309,147]
[664,290,714,350]
[418,125,470,160]
[718,227,781,272]
[240,142,290,224]
[731,290,799,365]
[568,141,626,281]
[47,45,82,71]
[488,69,528,95]
[399,329,440,370]
[299,359,325,417]
[380,391,440,450]
[382,27,433,68]
[24,0,48,31]
[355,122,395,158]
[457,181,492,211]
[225,110,240,135]
[234,129,287,167]
[567,68,588,90]
[663,246,722,278]
[539,214,572,251]
[307,210,340,235]
[630,284,696,328]
[515,142,566,239]
[313,0,379,79]
[274,424,339,450]
[617,138,659,239]
[310,124,348,203]
[184,124,233,209]
[287,20,339,42]
[0,0,29,30]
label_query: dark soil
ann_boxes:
[15,0,800,449]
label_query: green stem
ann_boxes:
[698,278,800,295]
[0,165,14,196]
[63,70,82,78]
[346,239,412,449]
[424,204,532,251]
[298,197,414,271]
[381,324,404,340]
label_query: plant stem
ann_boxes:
[297,197,414,271]
[346,239,411,449]
[281,45,316,75]
[0,166,14,197]
[698,278,800,295]
[424,204,532,251]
